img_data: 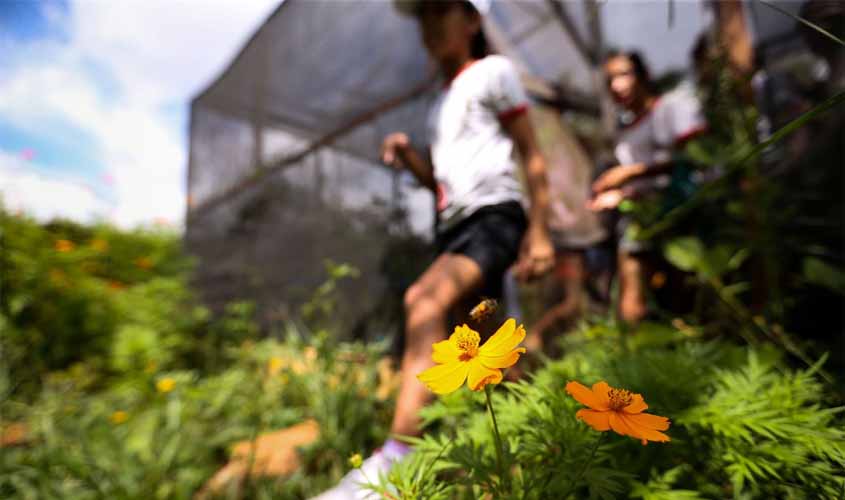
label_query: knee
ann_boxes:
[403,284,445,322]
[619,295,647,324]
[403,284,423,313]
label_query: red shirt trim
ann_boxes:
[674,125,708,146]
[497,104,528,126]
[444,59,480,88]
[621,96,662,131]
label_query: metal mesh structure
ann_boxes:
[184,0,710,339]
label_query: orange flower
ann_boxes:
[54,239,75,252]
[108,281,126,291]
[650,271,667,289]
[135,257,153,270]
[565,380,670,445]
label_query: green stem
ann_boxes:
[484,384,508,491]
[562,432,604,499]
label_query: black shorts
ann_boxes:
[435,201,527,298]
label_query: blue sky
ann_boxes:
[0,0,278,227]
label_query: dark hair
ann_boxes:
[603,49,654,91]
[461,1,489,58]
[691,33,711,65]
[417,1,488,58]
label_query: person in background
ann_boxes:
[588,50,707,325]
[311,1,553,498]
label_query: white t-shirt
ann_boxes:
[426,55,529,233]
[614,83,707,166]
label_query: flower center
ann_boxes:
[454,328,480,361]
[607,388,633,410]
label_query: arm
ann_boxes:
[381,132,436,192]
[504,113,555,281]
[592,160,673,194]
[588,174,671,211]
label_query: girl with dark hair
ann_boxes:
[589,50,707,325]
[311,2,553,498]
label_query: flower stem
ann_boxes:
[484,385,509,491]
[562,432,604,499]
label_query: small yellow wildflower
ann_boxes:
[291,359,308,375]
[90,238,109,252]
[110,411,129,425]
[348,453,363,468]
[156,377,176,393]
[376,358,400,401]
[54,239,74,252]
[417,318,526,395]
[267,356,285,376]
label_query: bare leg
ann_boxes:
[618,250,647,325]
[525,252,585,356]
[389,253,483,437]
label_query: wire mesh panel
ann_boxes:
[185,0,606,339]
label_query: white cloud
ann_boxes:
[0,0,280,229]
[0,150,111,223]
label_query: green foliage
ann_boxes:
[0,212,393,499]
[0,211,194,397]
[385,325,843,499]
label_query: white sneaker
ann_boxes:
[309,450,397,500]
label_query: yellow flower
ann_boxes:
[54,239,75,252]
[566,380,670,445]
[110,410,129,424]
[348,453,363,468]
[90,238,109,252]
[417,318,526,395]
[291,359,308,375]
[376,357,400,401]
[156,377,176,393]
[267,356,285,376]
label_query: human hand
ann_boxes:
[587,189,626,211]
[514,226,555,282]
[381,132,411,168]
[591,163,646,193]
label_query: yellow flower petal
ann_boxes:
[417,361,470,395]
[479,347,526,369]
[466,360,503,391]
[575,408,611,431]
[479,319,525,356]
[431,338,461,364]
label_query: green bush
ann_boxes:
[385,326,844,499]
